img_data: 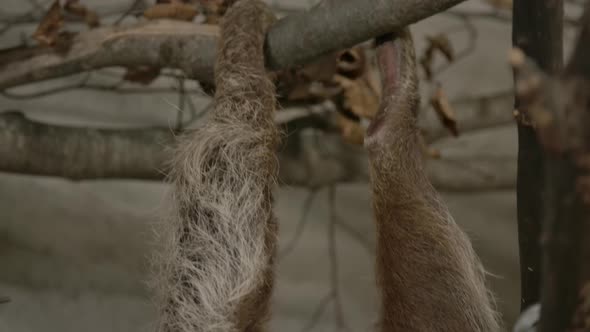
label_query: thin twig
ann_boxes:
[187,100,214,126]
[335,219,374,254]
[185,91,200,123]
[1,82,204,99]
[327,186,351,332]
[433,12,478,76]
[1,73,92,99]
[279,188,319,260]
[175,77,186,131]
[301,292,334,332]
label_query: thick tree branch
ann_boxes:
[0,109,515,191]
[0,110,334,184]
[0,0,467,89]
[264,0,466,69]
[0,111,172,180]
[0,20,218,90]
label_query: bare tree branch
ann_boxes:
[0,108,517,191]
[264,0,467,69]
[0,110,333,184]
[0,111,172,180]
[0,20,218,90]
[0,0,468,90]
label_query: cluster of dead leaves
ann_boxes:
[430,85,459,138]
[30,0,464,146]
[33,0,99,49]
[420,34,461,140]
[276,47,381,145]
[420,34,453,81]
[276,33,465,146]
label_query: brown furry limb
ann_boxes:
[152,1,279,331]
[365,30,500,331]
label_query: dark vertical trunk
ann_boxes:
[512,0,564,311]
[539,4,590,331]
[539,160,587,332]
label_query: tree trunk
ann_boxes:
[539,4,590,331]
[512,0,563,311]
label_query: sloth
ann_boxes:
[153,1,500,331]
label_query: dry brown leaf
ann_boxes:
[123,66,161,85]
[53,31,76,53]
[418,134,441,159]
[144,3,199,21]
[366,60,382,99]
[428,147,442,159]
[336,48,366,79]
[200,0,232,24]
[286,82,341,101]
[430,86,459,137]
[276,52,341,102]
[298,52,340,82]
[84,11,100,27]
[427,34,454,62]
[308,82,342,100]
[484,0,513,11]
[285,82,314,101]
[420,54,434,81]
[333,74,379,119]
[420,34,454,80]
[336,113,364,145]
[65,0,100,27]
[33,0,64,46]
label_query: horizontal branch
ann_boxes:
[0,111,172,180]
[264,0,466,69]
[0,21,218,90]
[0,111,515,191]
[0,0,467,89]
[0,110,333,184]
